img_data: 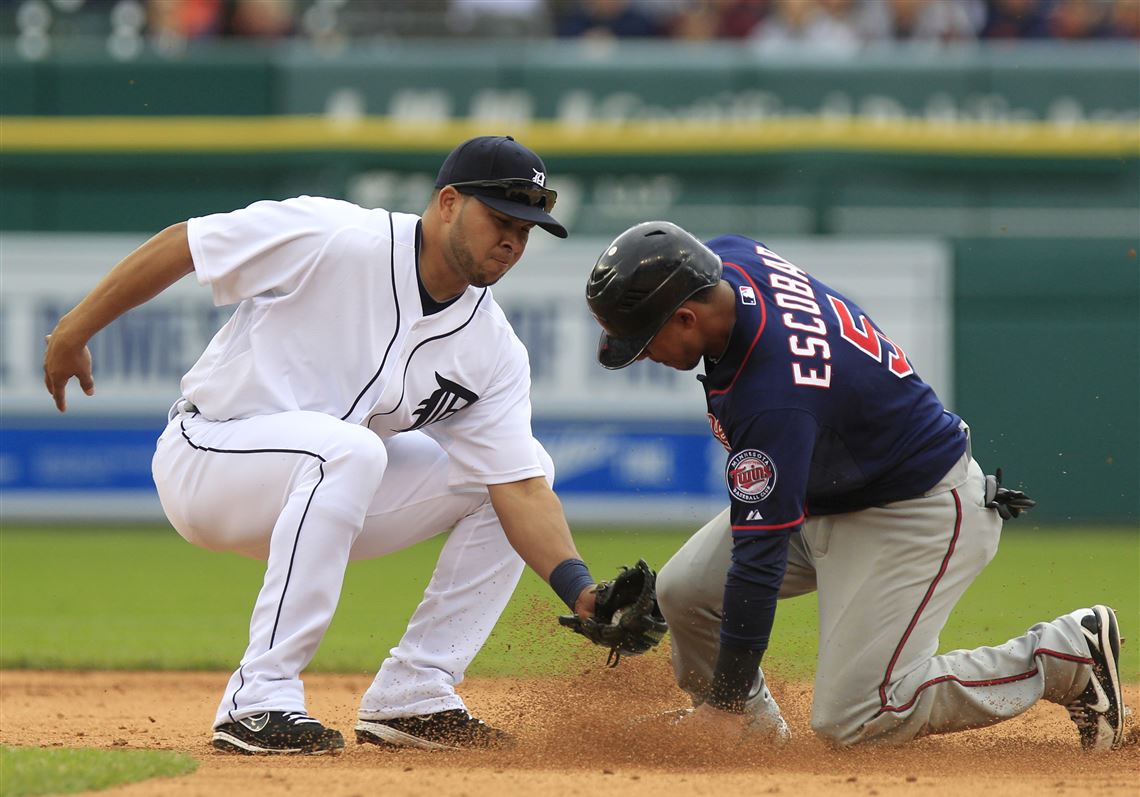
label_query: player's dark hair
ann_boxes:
[687,283,719,304]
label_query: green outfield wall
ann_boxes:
[2,42,1137,521]
[953,238,1138,522]
[2,41,1138,237]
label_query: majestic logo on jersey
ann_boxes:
[531,169,546,187]
[707,413,731,452]
[725,449,777,503]
[738,285,757,306]
[400,373,479,431]
[744,509,764,521]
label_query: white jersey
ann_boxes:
[183,195,544,488]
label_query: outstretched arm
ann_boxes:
[43,222,195,412]
[487,476,597,618]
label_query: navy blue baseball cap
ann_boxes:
[435,135,568,238]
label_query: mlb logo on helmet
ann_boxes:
[726,449,777,502]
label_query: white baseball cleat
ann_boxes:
[632,679,791,745]
[744,680,792,745]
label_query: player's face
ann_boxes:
[446,197,534,288]
[639,314,704,371]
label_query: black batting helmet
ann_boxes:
[586,221,723,370]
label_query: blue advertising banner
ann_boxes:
[0,420,162,491]
[0,233,947,525]
[0,416,727,525]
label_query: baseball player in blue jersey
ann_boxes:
[585,221,1126,750]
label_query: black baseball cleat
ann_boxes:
[1065,605,1125,751]
[355,709,512,751]
[212,711,345,755]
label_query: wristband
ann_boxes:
[549,558,594,611]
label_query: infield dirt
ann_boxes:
[1,657,1136,797]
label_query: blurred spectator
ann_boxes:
[7,0,1138,43]
[229,0,294,37]
[146,0,294,39]
[1047,0,1112,38]
[1107,0,1140,37]
[447,0,552,37]
[980,0,1052,38]
[147,0,226,39]
[750,0,859,54]
[555,0,663,38]
[859,0,981,43]
[817,0,862,39]
[668,0,767,40]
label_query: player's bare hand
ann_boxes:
[573,585,597,621]
[43,332,95,413]
[676,703,748,737]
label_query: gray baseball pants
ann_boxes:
[657,453,1096,746]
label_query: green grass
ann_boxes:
[0,746,197,797]
[1,525,1137,681]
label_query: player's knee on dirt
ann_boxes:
[810,711,860,747]
[810,689,887,747]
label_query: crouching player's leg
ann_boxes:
[809,457,1125,751]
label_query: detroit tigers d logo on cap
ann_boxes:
[726,449,777,503]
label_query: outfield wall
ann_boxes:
[2,234,1136,524]
[3,43,1138,240]
[1,42,1136,524]
[0,234,952,524]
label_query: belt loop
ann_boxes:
[168,398,197,422]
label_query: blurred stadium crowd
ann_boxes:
[2,0,1138,56]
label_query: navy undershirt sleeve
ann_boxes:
[707,532,790,710]
[720,532,791,651]
[707,409,815,709]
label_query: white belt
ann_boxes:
[167,398,199,422]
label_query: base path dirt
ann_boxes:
[1,659,1136,797]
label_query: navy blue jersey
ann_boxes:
[700,235,967,653]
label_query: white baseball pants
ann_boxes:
[657,452,1095,746]
[152,405,537,728]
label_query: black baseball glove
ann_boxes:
[558,559,668,666]
[985,467,1036,520]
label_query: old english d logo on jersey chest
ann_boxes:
[726,449,777,503]
[399,372,479,431]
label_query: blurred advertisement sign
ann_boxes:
[0,234,950,521]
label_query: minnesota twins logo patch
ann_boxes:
[726,449,777,503]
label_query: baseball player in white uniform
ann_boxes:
[43,136,607,755]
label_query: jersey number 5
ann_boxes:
[826,295,914,378]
